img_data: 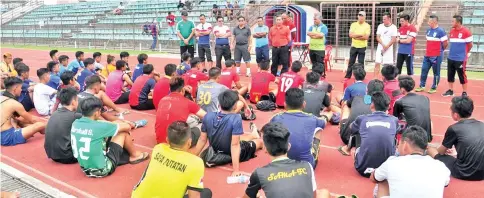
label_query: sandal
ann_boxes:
[337,146,350,156]
[129,152,150,164]
[115,110,130,116]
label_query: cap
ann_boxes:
[358,11,366,17]
[181,11,188,16]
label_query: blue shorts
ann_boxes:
[1,127,26,146]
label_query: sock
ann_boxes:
[246,68,251,74]
[236,67,240,73]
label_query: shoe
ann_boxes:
[442,89,454,97]
[246,73,251,77]
[462,92,468,97]
[415,87,425,92]
[202,68,208,73]
[428,88,437,94]
[134,119,148,129]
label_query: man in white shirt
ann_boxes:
[375,12,398,79]
[213,16,232,69]
[370,126,450,198]
[33,68,57,116]
[195,14,213,72]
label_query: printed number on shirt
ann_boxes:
[280,77,294,92]
[198,91,211,105]
[71,135,91,160]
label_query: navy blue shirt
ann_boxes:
[343,81,367,101]
[270,110,325,167]
[47,72,61,90]
[132,64,144,82]
[139,78,156,104]
[201,112,244,154]
[77,69,95,91]
[19,79,32,102]
[176,62,191,76]
[350,111,398,177]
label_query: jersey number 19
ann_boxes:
[279,77,294,92]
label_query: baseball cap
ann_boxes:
[181,11,188,16]
[358,11,366,17]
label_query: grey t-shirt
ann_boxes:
[197,81,229,113]
[44,107,82,160]
[233,25,251,45]
[302,88,330,117]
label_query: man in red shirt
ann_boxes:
[153,64,177,109]
[219,59,248,95]
[166,12,176,40]
[282,13,297,69]
[183,57,209,98]
[381,64,400,115]
[155,76,206,144]
[275,61,304,108]
[249,61,276,103]
[269,15,290,76]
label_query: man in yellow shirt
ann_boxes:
[1,53,17,77]
[101,55,117,77]
[132,121,212,198]
[345,11,371,79]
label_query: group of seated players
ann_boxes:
[0,49,483,198]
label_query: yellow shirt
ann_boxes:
[101,64,116,77]
[132,144,204,198]
[349,22,371,48]
[1,61,17,77]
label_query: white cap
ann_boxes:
[358,11,366,17]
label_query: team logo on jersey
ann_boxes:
[433,32,437,37]
[458,33,462,38]
[407,30,410,35]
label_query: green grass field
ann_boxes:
[2,44,484,80]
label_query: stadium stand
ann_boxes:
[461,0,484,64]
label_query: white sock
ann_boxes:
[236,67,240,73]
[246,68,251,74]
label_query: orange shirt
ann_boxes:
[269,24,290,47]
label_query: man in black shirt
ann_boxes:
[427,96,484,181]
[303,72,330,117]
[45,87,81,164]
[393,75,432,141]
[338,79,384,156]
[243,122,330,198]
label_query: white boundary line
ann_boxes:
[1,156,96,198]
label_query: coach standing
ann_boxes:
[442,15,473,97]
[396,14,417,76]
[345,11,371,79]
[231,16,252,77]
[269,16,290,76]
[253,17,270,67]
[195,14,213,71]
[177,11,196,61]
[213,16,232,68]
[307,13,328,77]
[282,13,297,68]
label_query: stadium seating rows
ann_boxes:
[462,0,484,53]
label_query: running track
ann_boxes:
[1,48,484,198]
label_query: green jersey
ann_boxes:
[177,20,195,46]
[71,117,119,177]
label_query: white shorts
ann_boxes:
[375,48,394,64]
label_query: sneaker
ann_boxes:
[442,89,454,97]
[462,92,468,97]
[415,87,425,92]
[133,119,148,129]
[428,88,437,94]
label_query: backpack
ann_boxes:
[240,105,256,120]
[256,100,276,111]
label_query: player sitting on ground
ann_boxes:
[106,60,133,104]
[72,97,149,178]
[219,59,248,95]
[193,90,263,176]
[303,63,333,94]
[270,88,331,168]
[348,91,398,178]
[101,55,116,77]
[155,77,206,144]
[45,87,81,164]
[198,67,251,114]
[78,75,143,127]
[248,60,277,103]
[337,65,367,106]
[243,122,331,198]
[51,71,82,112]
[129,64,160,110]
[1,77,46,146]
[33,68,57,116]
[302,72,331,117]
[338,79,384,156]
[77,58,96,91]
[58,55,69,75]
[132,121,212,198]
[46,61,61,90]
[153,64,178,109]
[371,126,450,198]
[132,53,148,82]
[427,96,484,181]
[393,75,432,142]
[177,52,192,76]
[343,63,367,91]
[381,64,400,115]
[183,57,209,99]
[15,63,35,111]
[275,61,305,108]
[67,51,85,74]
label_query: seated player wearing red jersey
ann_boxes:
[219,59,248,95]
[129,64,160,110]
[248,61,277,103]
[275,61,304,108]
[183,57,209,99]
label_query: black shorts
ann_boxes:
[52,157,78,164]
[239,140,257,162]
[435,154,484,181]
[339,118,351,145]
[447,59,467,84]
[131,99,155,110]
[114,91,130,104]
[106,142,130,172]
[190,127,201,148]
[198,44,212,62]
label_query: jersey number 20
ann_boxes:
[280,77,294,92]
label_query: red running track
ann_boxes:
[1,48,484,197]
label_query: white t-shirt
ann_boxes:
[374,155,450,198]
[213,25,231,38]
[33,83,57,116]
[376,23,398,49]
[94,62,104,70]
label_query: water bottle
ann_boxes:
[226,175,249,184]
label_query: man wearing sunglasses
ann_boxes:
[345,11,371,79]
[213,16,232,69]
